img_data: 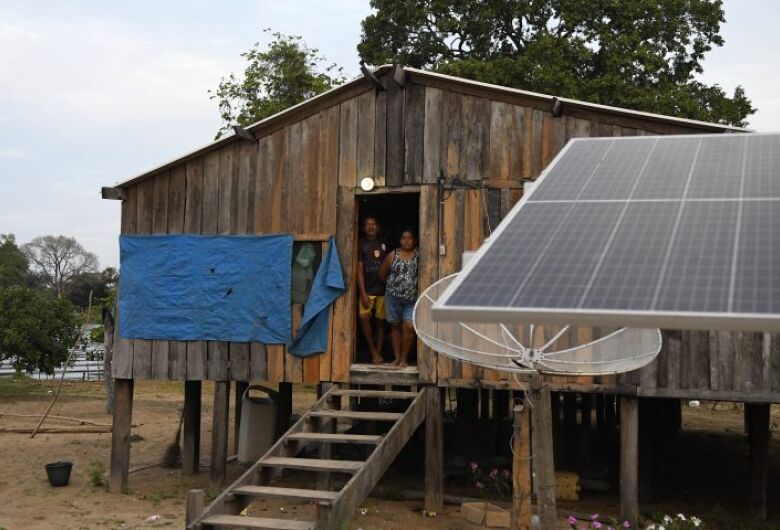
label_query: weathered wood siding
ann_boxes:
[114,70,780,402]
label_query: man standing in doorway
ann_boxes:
[357,215,388,364]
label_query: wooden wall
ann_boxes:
[114,69,780,402]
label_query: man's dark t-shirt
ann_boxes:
[359,238,388,296]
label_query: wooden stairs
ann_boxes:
[187,384,427,530]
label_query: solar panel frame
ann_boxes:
[433,132,780,332]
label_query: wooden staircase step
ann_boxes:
[286,432,383,444]
[261,456,363,473]
[330,389,418,399]
[308,410,404,421]
[201,514,315,529]
[233,485,338,503]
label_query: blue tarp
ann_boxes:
[119,235,292,343]
[289,236,345,357]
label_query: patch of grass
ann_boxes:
[88,461,107,488]
[0,373,47,399]
[142,490,175,507]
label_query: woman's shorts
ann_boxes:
[385,293,415,323]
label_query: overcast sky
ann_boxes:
[1,0,777,269]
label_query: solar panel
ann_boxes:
[434,133,780,331]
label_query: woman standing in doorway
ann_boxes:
[379,229,418,367]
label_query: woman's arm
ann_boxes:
[378,252,394,282]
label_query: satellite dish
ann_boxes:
[414,274,662,376]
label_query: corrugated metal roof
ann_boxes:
[109,64,747,190]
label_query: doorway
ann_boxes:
[355,192,420,365]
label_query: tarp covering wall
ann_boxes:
[119,235,292,343]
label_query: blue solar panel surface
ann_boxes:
[439,133,780,327]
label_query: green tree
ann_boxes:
[359,0,755,126]
[67,267,118,310]
[211,30,347,139]
[0,287,77,374]
[0,234,29,288]
[22,235,98,297]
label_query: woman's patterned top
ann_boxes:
[386,248,419,301]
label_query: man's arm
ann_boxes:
[357,259,370,309]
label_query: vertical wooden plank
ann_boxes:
[404,82,425,184]
[425,386,444,514]
[423,87,443,184]
[331,187,357,382]
[109,379,133,493]
[185,490,204,527]
[385,79,405,186]
[437,190,464,380]
[285,304,304,383]
[117,184,137,382]
[356,90,376,188]
[202,150,226,382]
[218,144,236,234]
[165,166,187,380]
[210,381,230,494]
[250,343,267,381]
[184,158,206,380]
[741,332,765,392]
[461,189,485,381]
[417,185,438,383]
[620,395,639,527]
[513,403,532,530]
[208,342,229,381]
[182,380,201,475]
[530,110,545,178]
[320,107,340,382]
[374,90,387,187]
[440,91,461,179]
[149,172,171,380]
[339,98,358,188]
[463,96,490,181]
[234,381,248,454]
[131,178,154,379]
[665,329,682,391]
[771,333,780,393]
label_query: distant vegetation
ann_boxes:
[0,234,115,375]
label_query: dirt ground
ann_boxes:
[0,378,778,530]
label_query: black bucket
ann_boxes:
[45,461,73,487]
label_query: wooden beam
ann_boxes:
[109,378,133,493]
[210,381,230,495]
[183,381,201,475]
[529,376,556,529]
[185,489,205,530]
[513,403,532,530]
[101,187,125,200]
[425,386,444,514]
[620,396,639,526]
[747,403,770,519]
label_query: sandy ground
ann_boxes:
[0,379,778,530]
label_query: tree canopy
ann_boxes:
[22,235,98,296]
[0,234,29,288]
[358,0,755,126]
[211,30,346,138]
[0,287,77,374]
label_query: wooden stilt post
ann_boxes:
[276,382,293,441]
[234,381,248,455]
[563,393,577,469]
[210,381,230,494]
[182,381,201,475]
[513,403,531,530]
[530,375,556,530]
[425,385,444,515]
[620,396,639,527]
[186,489,205,529]
[579,393,592,473]
[109,378,134,493]
[746,403,770,519]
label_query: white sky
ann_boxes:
[1,0,777,268]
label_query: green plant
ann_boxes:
[645,514,702,530]
[467,461,511,500]
[88,461,106,488]
[89,326,104,343]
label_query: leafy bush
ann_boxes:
[0,287,77,373]
[89,326,104,343]
[467,461,511,499]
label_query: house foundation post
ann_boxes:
[620,395,639,526]
[210,380,230,494]
[109,378,134,493]
[182,381,201,475]
[425,385,444,514]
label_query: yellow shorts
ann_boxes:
[358,295,386,319]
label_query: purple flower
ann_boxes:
[592,522,602,529]
[591,514,600,520]
[490,468,498,478]
[622,522,631,528]
[475,481,484,490]
[469,462,478,471]
[502,469,511,479]
[567,515,577,526]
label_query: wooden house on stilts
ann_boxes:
[102,65,777,529]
